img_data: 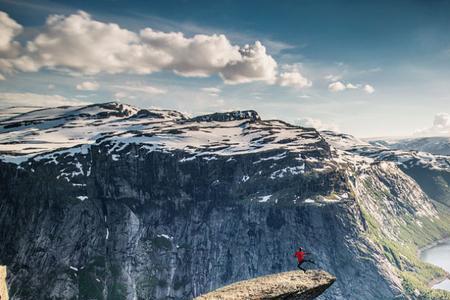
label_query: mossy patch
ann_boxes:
[359,198,450,299]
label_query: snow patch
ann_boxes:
[76,196,88,201]
[69,266,78,271]
[157,233,173,240]
[258,195,272,203]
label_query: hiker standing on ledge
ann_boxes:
[294,247,316,272]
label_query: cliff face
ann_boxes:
[0,103,449,300]
[195,270,335,300]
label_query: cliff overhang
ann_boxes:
[195,270,335,300]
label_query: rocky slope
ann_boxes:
[195,270,335,300]
[0,103,449,299]
[323,131,450,208]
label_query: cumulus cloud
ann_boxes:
[0,11,22,58]
[76,81,99,91]
[328,81,374,94]
[363,84,375,94]
[328,81,347,92]
[0,92,89,108]
[296,117,339,131]
[414,113,450,136]
[140,28,241,78]
[220,41,277,84]
[277,65,312,89]
[0,10,282,85]
[346,83,358,89]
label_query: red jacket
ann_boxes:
[295,251,305,263]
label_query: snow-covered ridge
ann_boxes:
[322,130,450,171]
[2,102,448,174]
[367,136,450,156]
[0,102,328,164]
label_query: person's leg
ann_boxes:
[297,262,306,272]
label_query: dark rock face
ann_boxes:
[0,146,401,300]
[191,110,260,122]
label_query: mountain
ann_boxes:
[324,131,450,208]
[368,136,450,156]
[0,102,450,300]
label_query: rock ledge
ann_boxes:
[195,270,335,300]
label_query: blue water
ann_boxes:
[421,240,450,291]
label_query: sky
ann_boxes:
[0,0,449,138]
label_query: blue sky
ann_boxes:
[0,0,449,137]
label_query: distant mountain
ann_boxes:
[324,131,450,208]
[0,103,449,300]
[367,136,450,156]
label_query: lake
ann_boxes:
[420,239,450,291]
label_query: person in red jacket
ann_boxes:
[294,247,316,272]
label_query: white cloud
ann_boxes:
[111,84,166,95]
[346,83,358,89]
[328,81,374,94]
[140,28,242,78]
[114,92,136,100]
[296,117,339,131]
[363,84,375,94]
[277,65,312,89]
[76,81,99,91]
[414,113,450,137]
[0,92,89,108]
[328,81,347,92]
[0,11,22,58]
[324,74,342,82]
[220,41,277,84]
[0,11,281,85]
[201,87,221,97]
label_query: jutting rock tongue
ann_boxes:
[195,270,335,300]
[0,266,8,300]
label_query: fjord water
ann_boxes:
[421,240,450,291]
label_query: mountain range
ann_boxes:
[0,102,449,300]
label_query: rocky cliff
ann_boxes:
[195,270,335,300]
[0,103,449,300]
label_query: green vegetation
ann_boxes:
[358,187,450,300]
